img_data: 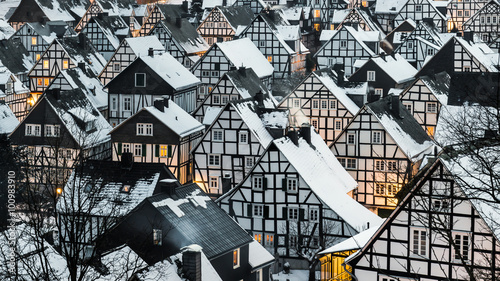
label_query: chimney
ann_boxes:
[334,66,345,87]
[463,31,474,42]
[40,16,48,25]
[254,91,264,107]
[238,66,246,76]
[182,245,202,281]
[78,32,86,49]
[229,65,237,71]
[300,124,311,144]
[182,0,189,12]
[154,98,164,112]
[160,179,178,196]
[78,62,86,72]
[176,17,182,28]
[222,173,232,194]
[121,152,133,170]
[163,97,170,108]
[268,9,276,21]
[367,86,379,103]
[148,47,154,57]
[51,88,61,100]
[287,129,299,146]
[222,0,227,6]
[390,95,401,118]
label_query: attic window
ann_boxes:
[415,5,422,12]
[135,73,146,87]
[63,59,69,69]
[121,185,131,193]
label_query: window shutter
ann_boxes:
[282,178,287,191]
[155,145,159,157]
[167,145,172,157]
[142,144,147,156]
[299,208,305,220]
[118,143,122,155]
[282,207,287,219]
[247,204,252,217]
[264,206,270,218]
[263,177,268,190]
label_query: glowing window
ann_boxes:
[43,60,49,69]
[31,36,37,45]
[314,10,320,18]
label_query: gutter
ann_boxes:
[342,262,357,281]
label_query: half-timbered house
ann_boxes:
[373,0,408,33]
[192,66,273,124]
[331,7,384,33]
[315,26,381,76]
[80,14,130,60]
[197,6,254,46]
[11,21,75,62]
[7,0,90,30]
[192,94,287,196]
[106,50,200,126]
[348,53,417,97]
[97,35,164,86]
[9,87,112,188]
[306,0,348,30]
[417,36,500,77]
[346,150,500,281]
[74,0,138,32]
[447,0,486,32]
[148,17,209,68]
[462,0,500,50]
[384,19,416,51]
[0,66,30,120]
[218,127,382,266]
[237,9,309,78]
[190,37,274,102]
[331,95,435,215]
[233,0,267,15]
[138,3,193,37]
[394,21,454,69]
[392,0,447,33]
[0,38,34,84]
[110,98,204,184]
[27,34,107,100]
[101,182,275,281]
[281,6,316,53]
[278,68,367,146]
[399,72,450,138]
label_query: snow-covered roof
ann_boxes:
[202,106,222,126]
[0,102,19,134]
[95,0,137,16]
[0,19,14,39]
[420,73,450,105]
[313,69,360,114]
[89,15,129,49]
[143,102,204,138]
[370,53,417,83]
[367,96,435,161]
[125,36,165,56]
[375,0,407,14]
[138,52,200,91]
[281,6,305,21]
[332,9,350,23]
[217,6,254,31]
[273,132,382,231]
[55,36,107,77]
[319,223,384,254]
[248,240,275,270]
[0,38,33,75]
[319,29,337,41]
[225,67,271,100]
[216,38,274,78]
[457,37,500,72]
[22,21,74,44]
[157,18,209,55]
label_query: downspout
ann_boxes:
[342,262,357,281]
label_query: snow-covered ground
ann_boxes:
[0,0,21,20]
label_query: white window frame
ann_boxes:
[123,143,131,153]
[427,102,437,113]
[309,207,319,222]
[367,70,376,81]
[453,232,470,262]
[25,124,41,136]
[212,129,224,142]
[335,119,342,131]
[253,204,264,217]
[375,88,383,96]
[287,178,298,193]
[209,176,219,191]
[372,131,382,144]
[340,40,347,48]
[375,160,385,171]
[321,100,328,109]
[411,228,427,257]
[288,207,299,220]
[134,144,142,157]
[347,133,356,145]
[123,97,131,111]
[312,99,319,109]
[375,183,386,195]
[136,123,153,136]
[239,131,248,144]
[208,154,220,167]
[292,98,300,108]
[245,156,254,168]
[253,176,264,190]
[329,99,337,109]
[212,94,221,104]
[233,248,240,269]
[113,62,120,72]
[45,124,60,137]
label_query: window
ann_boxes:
[43,60,49,69]
[290,235,298,248]
[340,40,347,48]
[221,95,229,104]
[347,133,355,144]
[375,183,385,195]
[123,143,131,153]
[412,229,427,257]
[427,48,434,56]
[63,59,69,69]
[375,160,385,171]
[245,157,254,168]
[372,131,381,144]
[160,145,172,158]
[427,102,437,113]
[464,65,472,72]
[253,204,264,217]
[311,119,318,128]
[153,229,162,245]
[314,9,320,18]
[457,10,463,17]
[121,184,131,193]
[312,99,319,109]
[486,16,491,24]
[329,100,336,109]
[287,178,298,192]
[44,78,50,86]
[123,97,131,111]
[415,5,422,12]
[339,158,357,169]
[212,94,220,104]
[433,199,450,211]
[403,103,412,113]
[137,123,153,136]
[209,176,219,190]
[309,207,319,222]
[454,233,470,261]
[335,119,342,131]
[386,184,399,196]
[36,53,41,61]
[320,100,327,109]
[367,71,376,81]
[288,207,299,220]
[464,10,470,17]
[265,234,274,247]
[201,70,210,77]
[387,161,398,171]
[45,125,60,137]
[293,98,300,108]
[375,88,383,96]
[408,41,414,50]
[113,63,120,72]
[233,248,240,268]
[134,144,142,156]
[37,78,42,86]
[267,56,273,62]
[253,176,263,190]
[135,73,146,87]
[211,71,219,77]
[259,41,266,47]
[31,36,37,45]
[208,154,220,166]
[25,124,41,136]
[212,129,223,142]
[254,233,262,243]
[239,132,248,143]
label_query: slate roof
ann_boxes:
[88,15,130,49]
[55,35,107,76]
[366,95,434,160]
[95,0,138,15]
[225,67,270,98]
[124,35,165,56]
[218,6,254,30]
[311,68,361,114]
[155,18,209,55]
[21,21,75,44]
[34,0,90,22]
[0,39,33,75]
[146,183,253,259]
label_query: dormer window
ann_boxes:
[135,73,146,87]
[85,120,96,132]
[137,123,153,136]
[121,184,131,193]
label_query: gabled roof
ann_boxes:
[224,67,272,98]
[334,8,384,33]
[87,15,129,49]
[48,67,107,110]
[456,37,500,72]
[124,36,165,56]
[311,68,361,114]
[19,21,75,44]
[218,6,254,31]
[147,183,253,259]
[0,39,33,75]
[316,26,379,57]
[368,53,417,83]
[156,4,191,21]
[34,0,90,22]
[419,72,450,105]
[55,35,107,76]
[272,132,382,231]
[281,6,306,21]
[215,38,274,78]
[366,95,435,160]
[374,0,407,14]
[319,223,383,254]
[154,18,209,55]
[95,0,138,15]
[0,102,19,135]
[462,0,500,29]
[58,160,175,217]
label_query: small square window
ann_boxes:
[43,60,49,69]
[253,204,264,217]
[208,154,220,166]
[340,40,347,48]
[113,63,120,72]
[212,129,223,142]
[427,102,437,113]
[293,98,300,108]
[239,132,248,144]
[31,36,37,45]
[245,157,254,168]
[288,207,298,220]
[415,5,422,12]
[347,133,355,144]
[253,176,264,190]
[287,178,298,192]
[135,73,146,87]
[212,95,220,104]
